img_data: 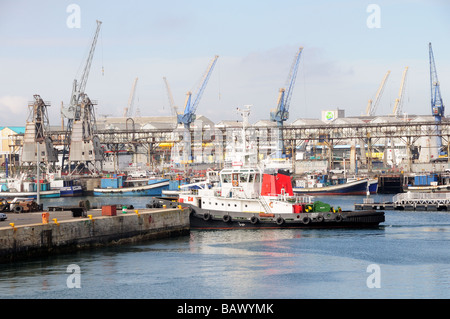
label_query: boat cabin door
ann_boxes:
[232,173,239,187]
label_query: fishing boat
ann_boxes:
[93,174,170,196]
[50,179,83,197]
[293,175,369,196]
[0,176,60,198]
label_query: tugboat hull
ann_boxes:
[189,209,385,230]
[148,197,385,230]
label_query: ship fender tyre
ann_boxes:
[250,215,259,224]
[276,217,285,225]
[203,212,211,221]
[222,214,232,223]
[316,214,324,222]
[302,216,311,225]
[335,214,343,222]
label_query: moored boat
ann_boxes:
[292,178,369,196]
[0,176,60,198]
[149,164,384,229]
[93,174,169,196]
[50,179,83,197]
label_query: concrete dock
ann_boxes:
[0,206,190,263]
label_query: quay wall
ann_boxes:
[0,208,189,263]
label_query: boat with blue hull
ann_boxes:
[1,177,60,198]
[50,179,83,197]
[293,178,369,196]
[93,175,170,196]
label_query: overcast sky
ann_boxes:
[1,0,449,126]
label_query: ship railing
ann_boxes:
[393,191,450,205]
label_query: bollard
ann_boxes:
[135,209,140,217]
[88,215,93,219]
[42,212,50,224]
[9,223,16,231]
[52,218,59,225]
[163,205,167,209]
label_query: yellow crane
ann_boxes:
[163,77,179,117]
[366,70,390,116]
[123,77,138,117]
[393,67,409,116]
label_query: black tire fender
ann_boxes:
[222,214,232,223]
[276,216,284,225]
[302,216,311,224]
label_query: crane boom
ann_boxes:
[270,47,303,158]
[270,47,303,124]
[123,77,138,117]
[61,20,102,173]
[163,77,178,117]
[177,55,219,128]
[366,70,390,116]
[393,67,408,116]
[429,43,445,120]
[429,42,445,156]
[62,20,102,121]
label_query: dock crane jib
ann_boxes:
[123,77,139,117]
[429,42,446,157]
[270,46,303,158]
[61,20,103,174]
[393,66,408,117]
[429,43,445,120]
[366,70,390,116]
[177,55,219,129]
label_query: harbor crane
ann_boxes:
[392,66,409,117]
[366,70,390,116]
[270,47,303,158]
[177,55,219,130]
[176,55,219,161]
[163,76,179,127]
[123,77,138,118]
[60,20,103,174]
[429,42,446,156]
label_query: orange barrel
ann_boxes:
[42,212,50,224]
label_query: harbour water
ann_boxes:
[0,194,449,299]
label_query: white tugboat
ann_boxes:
[149,106,384,229]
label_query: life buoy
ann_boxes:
[276,217,284,225]
[335,214,343,222]
[269,202,273,208]
[222,214,232,223]
[302,216,311,225]
[232,180,238,187]
[203,212,211,221]
[250,216,259,224]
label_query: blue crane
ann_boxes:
[177,55,219,130]
[176,55,219,162]
[429,42,446,156]
[270,47,303,158]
